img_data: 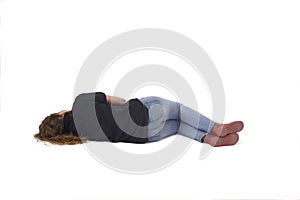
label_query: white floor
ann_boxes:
[0,119,299,200]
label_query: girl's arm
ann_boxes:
[58,110,70,116]
[106,95,126,105]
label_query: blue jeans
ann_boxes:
[139,96,215,143]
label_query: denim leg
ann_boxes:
[147,119,179,142]
[140,96,177,141]
[177,121,208,142]
[147,119,208,143]
[179,101,215,133]
[139,96,214,143]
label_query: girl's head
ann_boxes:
[34,112,86,145]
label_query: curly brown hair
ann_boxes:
[34,113,87,145]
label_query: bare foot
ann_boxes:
[211,121,244,137]
[202,132,239,147]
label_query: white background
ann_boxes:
[1,0,300,199]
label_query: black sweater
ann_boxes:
[63,92,149,143]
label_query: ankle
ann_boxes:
[211,122,222,134]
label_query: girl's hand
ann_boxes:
[106,95,126,105]
[58,110,70,116]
